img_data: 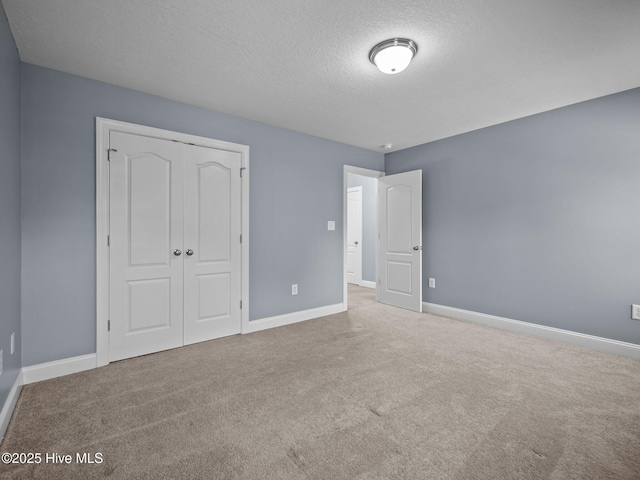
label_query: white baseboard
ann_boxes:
[0,370,23,444]
[359,280,376,289]
[423,302,640,359]
[18,304,346,385]
[245,303,346,334]
[22,353,97,385]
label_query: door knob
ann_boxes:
[354,241,359,245]
[186,249,194,256]
[413,246,422,251]
[174,249,182,256]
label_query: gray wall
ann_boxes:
[347,175,377,283]
[386,88,640,345]
[0,7,21,411]
[21,64,383,367]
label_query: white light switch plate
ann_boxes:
[11,333,15,355]
[327,221,335,231]
[632,305,640,320]
[292,284,298,295]
[428,278,436,288]
[0,350,3,376]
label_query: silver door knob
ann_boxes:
[413,246,422,251]
[186,249,194,256]
[354,241,359,245]
[174,249,182,256]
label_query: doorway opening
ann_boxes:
[343,165,424,313]
[343,166,384,310]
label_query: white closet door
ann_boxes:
[378,170,422,312]
[109,132,185,362]
[346,186,362,285]
[183,144,242,345]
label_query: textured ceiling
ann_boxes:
[4,0,640,152]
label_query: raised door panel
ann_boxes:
[197,273,231,321]
[198,163,231,263]
[128,155,171,266]
[184,145,242,345]
[109,132,184,362]
[128,278,172,331]
[386,185,413,255]
[386,261,412,295]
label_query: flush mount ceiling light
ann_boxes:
[369,38,418,74]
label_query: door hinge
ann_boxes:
[240,300,242,309]
[240,167,246,177]
[108,320,111,332]
[107,148,117,161]
[107,235,110,246]
[240,234,242,244]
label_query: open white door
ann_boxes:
[378,170,422,312]
[346,186,362,285]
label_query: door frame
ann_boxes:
[96,118,250,367]
[343,165,384,309]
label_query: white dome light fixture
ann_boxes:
[369,38,418,74]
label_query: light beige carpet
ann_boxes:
[2,285,639,479]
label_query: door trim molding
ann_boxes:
[96,118,250,367]
[343,166,385,309]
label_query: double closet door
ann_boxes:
[109,131,241,362]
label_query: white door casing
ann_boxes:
[98,118,249,367]
[378,170,422,312]
[346,186,363,285]
[109,132,185,361]
[183,144,242,345]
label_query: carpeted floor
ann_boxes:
[2,285,639,479]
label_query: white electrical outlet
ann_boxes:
[632,305,640,321]
[292,284,298,295]
[428,278,436,288]
[327,221,335,231]
[11,333,15,355]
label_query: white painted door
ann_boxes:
[109,133,243,362]
[346,186,363,285]
[109,132,185,361]
[183,144,242,345]
[378,170,422,312]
